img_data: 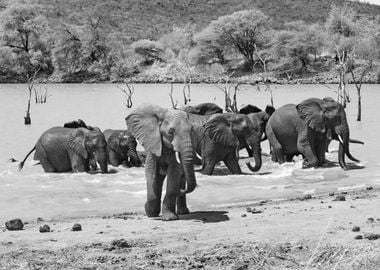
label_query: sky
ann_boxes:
[355,0,380,5]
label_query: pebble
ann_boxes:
[5,219,24,231]
[39,224,51,233]
[354,235,363,240]
[352,226,360,232]
[329,192,335,196]
[366,186,373,191]
[333,195,346,201]
[241,214,247,218]
[110,238,131,248]
[72,223,82,231]
[367,218,375,223]
[364,233,380,240]
[328,205,332,208]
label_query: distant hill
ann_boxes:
[30,0,380,42]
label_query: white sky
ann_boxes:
[355,0,380,5]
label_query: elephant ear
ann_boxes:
[68,128,88,159]
[296,98,326,133]
[125,104,167,157]
[204,115,239,147]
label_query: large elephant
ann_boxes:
[126,104,197,221]
[19,127,108,173]
[103,129,142,167]
[182,102,223,115]
[266,97,359,169]
[189,111,270,175]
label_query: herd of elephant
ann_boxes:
[19,98,363,221]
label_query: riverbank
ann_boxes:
[1,187,379,269]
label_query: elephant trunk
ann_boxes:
[245,139,262,172]
[178,139,196,195]
[95,148,108,173]
[127,149,142,167]
[336,124,359,170]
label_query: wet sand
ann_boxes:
[1,187,379,269]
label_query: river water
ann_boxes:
[0,83,379,222]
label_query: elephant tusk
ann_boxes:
[175,151,181,164]
[236,147,240,159]
[338,135,344,145]
[196,152,202,160]
[261,133,266,140]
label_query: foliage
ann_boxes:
[131,39,164,65]
[207,9,271,70]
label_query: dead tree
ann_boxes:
[118,83,134,108]
[335,47,351,108]
[350,60,373,121]
[24,69,39,125]
[169,83,178,109]
[34,83,49,104]
[214,73,241,113]
[254,44,275,107]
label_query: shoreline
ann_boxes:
[1,187,379,269]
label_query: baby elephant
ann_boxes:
[103,129,142,167]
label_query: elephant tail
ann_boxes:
[18,146,36,171]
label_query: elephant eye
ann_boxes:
[168,128,175,136]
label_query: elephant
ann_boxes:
[103,129,142,167]
[19,127,108,173]
[239,104,276,116]
[265,97,360,169]
[188,111,271,175]
[125,104,197,221]
[63,119,89,129]
[182,102,223,115]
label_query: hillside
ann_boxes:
[36,0,380,42]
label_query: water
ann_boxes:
[0,83,379,221]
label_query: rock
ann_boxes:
[5,219,24,231]
[364,233,380,240]
[37,217,44,222]
[110,238,132,249]
[72,223,82,231]
[303,194,312,200]
[329,192,335,196]
[354,235,363,240]
[352,226,360,232]
[328,205,332,208]
[246,207,252,213]
[251,209,263,214]
[39,224,51,233]
[366,186,373,191]
[367,218,375,223]
[333,195,346,201]
[241,214,247,218]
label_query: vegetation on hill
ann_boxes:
[0,0,379,84]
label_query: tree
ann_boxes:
[131,39,164,65]
[0,2,50,77]
[204,9,270,70]
[325,4,358,107]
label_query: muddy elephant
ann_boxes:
[266,97,360,169]
[189,111,270,175]
[182,102,223,115]
[126,104,197,221]
[103,129,142,167]
[19,127,108,173]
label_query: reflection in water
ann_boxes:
[0,84,378,221]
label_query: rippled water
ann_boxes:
[0,83,379,221]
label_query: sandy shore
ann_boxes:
[1,188,379,270]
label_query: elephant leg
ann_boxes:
[223,153,241,174]
[176,178,190,215]
[145,153,165,217]
[266,125,285,163]
[297,136,318,168]
[162,162,182,221]
[108,150,121,167]
[285,154,294,162]
[315,139,328,166]
[70,154,87,172]
[201,157,217,175]
[40,156,56,172]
